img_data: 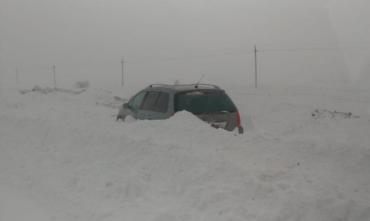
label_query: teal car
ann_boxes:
[117,84,244,134]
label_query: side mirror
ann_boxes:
[123,103,130,109]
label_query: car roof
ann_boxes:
[145,84,224,93]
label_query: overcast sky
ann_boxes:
[1,0,369,88]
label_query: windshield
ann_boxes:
[174,90,237,114]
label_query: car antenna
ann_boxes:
[195,74,205,88]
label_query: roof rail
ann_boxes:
[192,83,220,89]
[148,84,172,88]
[147,83,221,89]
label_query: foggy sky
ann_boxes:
[1,0,369,87]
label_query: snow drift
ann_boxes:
[0,85,369,221]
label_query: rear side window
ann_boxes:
[174,90,237,114]
[140,91,169,113]
[155,92,169,113]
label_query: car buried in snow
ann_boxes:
[117,84,244,134]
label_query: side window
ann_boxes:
[141,91,160,111]
[155,92,169,113]
[129,91,146,110]
[140,91,170,113]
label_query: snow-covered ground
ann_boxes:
[0,84,370,221]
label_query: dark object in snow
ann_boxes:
[19,86,86,95]
[311,109,359,119]
[113,96,125,102]
[75,80,90,89]
[96,97,128,109]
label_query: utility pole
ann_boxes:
[121,57,125,86]
[16,68,19,84]
[53,64,57,89]
[254,45,258,88]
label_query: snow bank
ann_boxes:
[0,186,53,221]
[0,85,369,221]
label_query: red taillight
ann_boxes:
[236,111,241,127]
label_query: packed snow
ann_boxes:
[0,84,370,221]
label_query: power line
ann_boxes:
[123,45,370,65]
[259,45,370,53]
[126,50,254,65]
